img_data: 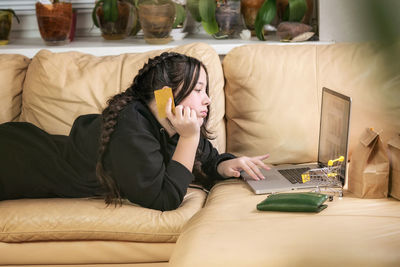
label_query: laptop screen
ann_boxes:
[317,87,352,185]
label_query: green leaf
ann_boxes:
[187,0,201,22]
[129,4,141,36]
[104,0,118,22]
[282,5,289,21]
[199,0,216,23]
[173,3,186,28]
[201,19,219,35]
[288,0,307,22]
[0,9,20,24]
[130,19,141,36]
[255,0,277,41]
[91,0,104,28]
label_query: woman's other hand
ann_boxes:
[166,98,200,139]
[217,154,271,180]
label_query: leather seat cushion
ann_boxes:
[170,180,400,266]
[0,188,206,243]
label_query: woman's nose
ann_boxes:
[204,94,211,106]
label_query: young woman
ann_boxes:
[0,52,269,211]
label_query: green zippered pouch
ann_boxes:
[256,192,329,212]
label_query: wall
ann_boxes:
[319,0,400,42]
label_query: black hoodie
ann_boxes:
[0,100,235,211]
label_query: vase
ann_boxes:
[171,1,187,40]
[69,8,77,42]
[138,0,175,44]
[0,10,12,45]
[36,0,73,46]
[96,0,134,40]
[241,0,265,33]
[214,0,243,39]
[129,5,141,37]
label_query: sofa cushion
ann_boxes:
[223,42,400,164]
[19,42,227,152]
[170,180,400,266]
[0,54,30,123]
[223,44,320,164]
[0,187,206,243]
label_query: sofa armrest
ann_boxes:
[0,54,30,123]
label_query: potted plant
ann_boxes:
[187,0,242,38]
[214,0,242,38]
[137,0,176,44]
[92,0,136,40]
[255,0,313,41]
[36,0,73,45]
[0,9,20,45]
[187,0,218,35]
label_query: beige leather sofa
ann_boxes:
[1,42,399,266]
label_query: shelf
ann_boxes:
[0,34,333,58]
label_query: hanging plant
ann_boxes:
[255,0,308,41]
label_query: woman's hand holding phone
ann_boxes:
[166,98,200,139]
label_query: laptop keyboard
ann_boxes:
[278,167,311,184]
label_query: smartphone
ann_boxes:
[154,86,175,118]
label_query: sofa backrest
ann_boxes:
[0,54,30,123]
[223,42,400,164]
[18,42,227,152]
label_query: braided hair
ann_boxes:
[96,52,212,206]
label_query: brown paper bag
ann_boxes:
[348,128,389,198]
[388,134,400,200]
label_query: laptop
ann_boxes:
[243,87,352,194]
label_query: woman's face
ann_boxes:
[179,67,211,126]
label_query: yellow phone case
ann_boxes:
[154,86,175,118]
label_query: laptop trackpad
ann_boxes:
[242,168,300,194]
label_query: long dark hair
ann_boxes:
[96,52,212,205]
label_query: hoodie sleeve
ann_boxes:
[104,109,194,211]
[198,137,236,181]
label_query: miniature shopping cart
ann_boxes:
[301,156,345,197]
